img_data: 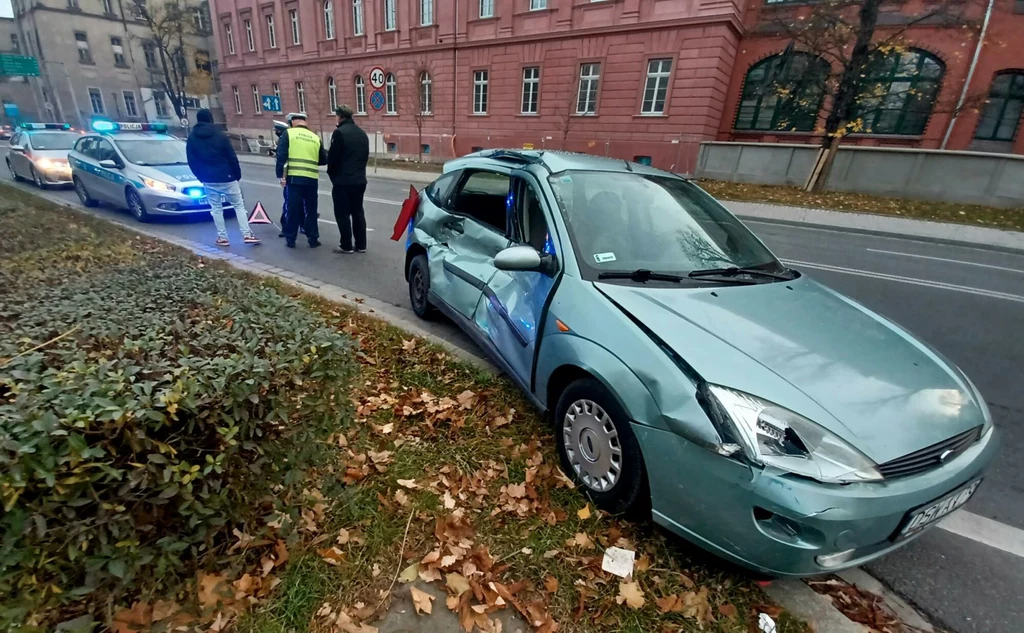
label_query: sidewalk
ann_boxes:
[238,153,437,185]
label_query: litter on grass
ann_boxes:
[601,546,635,578]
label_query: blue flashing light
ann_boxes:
[91,121,171,134]
[184,187,205,199]
[21,122,71,130]
[92,120,117,132]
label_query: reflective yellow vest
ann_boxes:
[285,126,321,179]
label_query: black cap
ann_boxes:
[196,109,213,123]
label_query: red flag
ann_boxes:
[391,185,420,241]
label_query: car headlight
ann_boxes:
[706,385,882,484]
[141,176,176,192]
[35,158,56,170]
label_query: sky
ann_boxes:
[0,1,12,19]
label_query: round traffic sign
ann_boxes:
[369,90,385,111]
[180,117,189,127]
[369,67,386,89]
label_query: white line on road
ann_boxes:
[866,248,1024,274]
[785,259,1024,304]
[940,510,1024,558]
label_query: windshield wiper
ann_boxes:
[688,266,795,282]
[598,269,686,283]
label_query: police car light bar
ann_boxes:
[91,121,169,133]
[20,123,72,130]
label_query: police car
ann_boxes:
[6,123,80,188]
[69,121,231,222]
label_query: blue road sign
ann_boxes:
[370,90,385,111]
[261,95,281,112]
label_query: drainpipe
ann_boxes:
[941,0,994,149]
[452,0,458,144]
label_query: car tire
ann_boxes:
[408,254,438,320]
[555,378,649,516]
[126,187,150,222]
[7,159,22,182]
[74,176,98,208]
[30,167,47,190]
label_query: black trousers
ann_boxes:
[283,184,319,244]
[332,183,367,251]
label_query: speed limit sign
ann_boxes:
[369,67,386,89]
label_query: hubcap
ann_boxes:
[76,180,87,200]
[562,399,622,492]
[128,192,143,217]
[412,268,426,308]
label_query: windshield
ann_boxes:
[114,138,188,166]
[29,132,78,151]
[547,171,782,280]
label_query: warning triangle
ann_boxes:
[248,201,273,225]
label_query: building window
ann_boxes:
[88,87,104,114]
[420,0,433,25]
[352,0,364,36]
[419,71,432,114]
[355,75,366,113]
[479,0,494,19]
[473,70,488,114]
[75,31,92,64]
[530,0,547,9]
[273,82,281,103]
[122,91,138,117]
[244,19,254,51]
[10,33,19,53]
[384,0,397,31]
[289,9,300,45]
[641,58,672,115]
[143,42,157,68]
[521,66,540,114]
[1016,0,1024,13]
[195,50,211,73]
[252,85,261,113]
[576,63,600,115]
[853,48,944,136]
[329,77,338,111]
[387,142,397,153]
[296,82,306,112]
[154,91,169,117]
[266,14,277,48]
[232,86,241,114]
[225,23,235,55]
[102,0,113,14]
[975,72,1024,142]
[193,5,210,32]
[324,1,335,39]
[385,72,397,114]
[110,36,126,67]
[735,53,828,132]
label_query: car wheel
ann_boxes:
[126,187,150,222]
[30,167,47,190]
[7,159,22,181]
[408,254,438,320]
[556,378,649,515]
[74,176,98,208]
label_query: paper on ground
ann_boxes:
[601,546,635,578]
[758,613,777,633]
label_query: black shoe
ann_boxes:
[278,231,286,238]
[309,241,321,248]
[286,242,296,248]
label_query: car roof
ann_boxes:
[444,149,675,178]
[96,132,179,142]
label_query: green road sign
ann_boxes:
[0,54,40,77]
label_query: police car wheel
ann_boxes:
[408,254,438,320]
[126,188,150,222]
[30,168,47,190]
[74,177,97,208]
[7,159,22,182]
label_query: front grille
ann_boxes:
[878,426,982,479]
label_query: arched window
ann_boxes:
[355,75,366,114]
[324,1,335,40]
[735,53,828,132]
[385,72,397,114]
[975,71,1024,142]
[853,48,944,136]
[328,76,337,112]
[419,71,432,114]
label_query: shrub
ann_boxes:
[0,255,354,625]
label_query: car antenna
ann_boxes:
[623,160,633,172]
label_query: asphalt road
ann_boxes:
[5,155,1024,633]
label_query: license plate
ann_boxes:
[197,197,208,205]
[899,479,981,538]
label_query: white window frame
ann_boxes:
[420,71,432,114]
[296,82,306,113]
[420,0,433,25]
[577,63,600,115]
[154,91,169,117]
[122,90,138,117]
[641,58,672,115]
[232,86,242,114]
[266,14,277,48]
[530,0,547,9]
[384,0,396,31]
[324,1,336,40]
[479,0,494,19]
[225,23,235,55]
[102,0,113,13]
[244,19,254,52]
[87,87,104,115]
[521,66,539,114]
[111,36,125,66]
[328,77,338,112]
[385,72,397,114]
[473,69,488,115]
[355,75,366,114]
[273,82,281,101]
[252,84,261,113]
[289,9,300,45]
[352,0,364,36]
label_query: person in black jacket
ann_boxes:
[186,109,260,246]
[327,105,370,254]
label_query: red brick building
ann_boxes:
[211,0,1024,170]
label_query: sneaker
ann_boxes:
[309,241,322,248]
[215,237,229,247]
[333,247,354,254]
[355,249,366,253]
[243,235,262,245]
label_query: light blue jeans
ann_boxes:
[203,180,254,239]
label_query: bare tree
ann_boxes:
[552,84,581,149]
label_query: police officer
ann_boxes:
[275,112,327,248]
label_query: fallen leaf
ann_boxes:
[577,504,591,520]
[337,528,351,545]
[719,602,738,619]
[113,601,152,632]
[317,547,346,566]
[656,594,679,614]
[443,490,456,509]
[197,573,232,610]
[274,540,290,566]
[336,433,349,447]
[491,415,510,429]
[566,532,595,549]
[410,586,435,615]
[402,338,417,350]
[395,489,411,506]
[151,600,181,622]
[543,576,559,593]
[617,581,646,609]
[456,390,477,409]
[399,563,420,583]
[372,563,382,577]
[446,572,472,596]
[397,479,419,489]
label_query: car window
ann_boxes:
[115,138,188,166]
[28,132,78,151]
[425,171,460,208]
[512,177,553,254]
[450,169,510,233]
[10,131,20,146]
[93,139,118,163]
[74,138,93,156]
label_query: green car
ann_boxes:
[401,150,997,577]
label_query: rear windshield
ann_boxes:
[29,132,78,150]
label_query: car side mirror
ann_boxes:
[99,159,121,169]
[495,245,556,276]
[9,144,24,152]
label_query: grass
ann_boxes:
[1,183,810,633]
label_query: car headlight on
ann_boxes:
[141,176,176,192]
[35,158,57,170]
[706,385,882,484]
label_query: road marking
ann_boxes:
[785,259,1024,304]
[940,510,1024,558]
[866,248,1024,274]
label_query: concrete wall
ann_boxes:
[695,142,1024,209]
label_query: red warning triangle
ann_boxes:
[247,201,273,225]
